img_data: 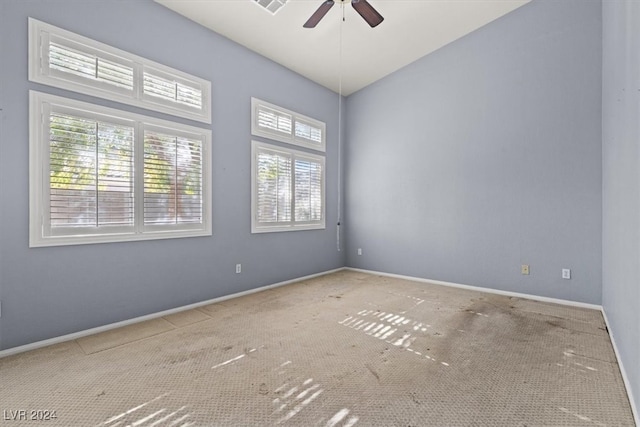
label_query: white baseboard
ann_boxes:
[346,267,602,310]
[348,267,638,424]
[601,310,640,425]
[0,267,346,359]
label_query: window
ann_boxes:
[250,98,326,233]
[251,141,325,233]
[30,91,212,247]
[29,18,211,124]
[251,98,325,152]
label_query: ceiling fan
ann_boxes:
[303,0,384,28]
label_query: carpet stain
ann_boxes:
[365,364,380,382]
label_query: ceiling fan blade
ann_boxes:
[351,0,384,28]
[303,1,335,28]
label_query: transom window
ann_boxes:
[29,18,211,124]
[251,98,325,152]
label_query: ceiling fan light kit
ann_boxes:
[303,0,384,28]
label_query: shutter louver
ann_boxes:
[144,131,203,226]
[49,112,134,230]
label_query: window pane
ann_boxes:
[176,136,203,224]
[144,72,203,110]
[294,159,322,222]
[257,151,291,223]
[49,112,134,228]
[295,120,322,144]
[97,122,135,226]
[144,131,203,225]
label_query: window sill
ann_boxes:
[29,228,212,248]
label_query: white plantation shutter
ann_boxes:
[30,19,212,124]
[256,104,293,137]
[256,149,292,223]
[143,68,205,112]
[48,35,134,94]
[294,158,323,222]
[48,111,135,233]
[252,141,324,233]
[294,119,323,146]
[143,130,204,227]
[251,98,325,152]
[30,92,211,247]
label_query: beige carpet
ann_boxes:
[76,317,177,355]
[0,271,635,426]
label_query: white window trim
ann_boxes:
[29,18,212,124]
[29,91,212,247]
[251,97,326,152]
[251,140,325,234]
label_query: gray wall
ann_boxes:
[602,0,640,414]
[0,0,344,350]
[345,0,603,304]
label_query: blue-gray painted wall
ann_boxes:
[345,0,603,305]
[602,0,640,414]
[0,0,345,350]
[1,1,636,413]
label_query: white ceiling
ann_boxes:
[155,0,531,96]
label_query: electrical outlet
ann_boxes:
[521,264,530,275]
[235,264,241,274]
[562,269,571,279]
[357,248,362,256]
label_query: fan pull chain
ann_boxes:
[337,1,344,252]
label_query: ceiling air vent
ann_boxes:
[254,0,288,15]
